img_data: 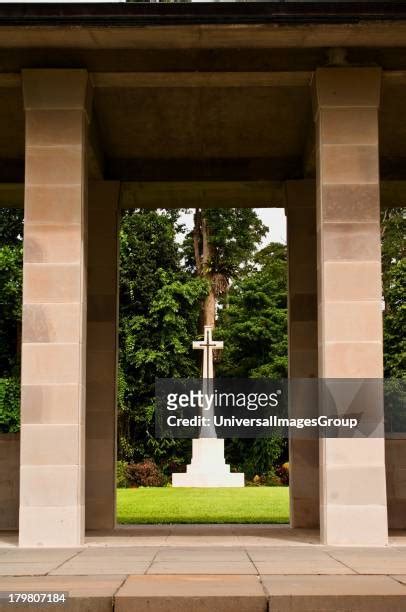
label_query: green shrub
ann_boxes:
[245,465,288,487]
[226,436,286,481]
[264,469,282,487]
[0,377,20,433]
[116,460,129,488]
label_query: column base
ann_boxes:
[19,505,84,548]
[321,504,388,546]
[172,439,244,488]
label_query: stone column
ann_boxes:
[19,69,91,547]
[86,181,120,530]
[386,436,406,529]
[286,180,319,528]
[314,68,388,545]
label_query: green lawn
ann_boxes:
[117,487,289,524]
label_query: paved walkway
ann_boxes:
[1,526,406,610]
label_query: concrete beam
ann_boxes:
[88,118,104,180]
[90,71,312,88]
[0,74,20,88]
[1,180,406,210]
[0,183,23,208]
[380,180,406,208]
[302,124,316,178]
[2,22,406,50]
[2,71,406,90]
[120,180,286,209]
[107,157,301,182]
[5,156,406,185]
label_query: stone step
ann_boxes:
[262,575,406,612]
[114,574,266,611]
[0,575,124,612]
[1,574,406,612]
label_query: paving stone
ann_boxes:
[1,537,406,611]
[87,537,167,548]
[391,575,406,585]
[77,547,158,559]
[247,547,335,561]
[236,528,319,547]
[147,560,257,575]
[50,561,149,576]
[236,536,317,547]
[115,574,267,612]
[0,549,79,563]
[50,547,157,575]
[256,557,353,575]
[262,575,406,611]
[0,575,124,612]
[328,548,406,574]
[0,564,56,576]
[163,536,241,547]
[154,547,248,561]
[256,562,353,575]
[249,546,353,574]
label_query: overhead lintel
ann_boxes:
[1,180,405,210]
[0,71,405,90]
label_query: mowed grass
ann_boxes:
[117,487,289,524]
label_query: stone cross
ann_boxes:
[172,324,244,486]
[193,325,223,437]
[193,325,223,380]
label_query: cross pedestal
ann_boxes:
[172,438,244,487]
[172,326,244,488]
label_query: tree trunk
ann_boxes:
[193,209,216,330]
[201,215,216,328]
[203,285,216,327]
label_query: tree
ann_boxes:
[118,209,207,468]
[1,200,403,478]
[118,207,269,473]
[382,207,406,378]
[216,242,288,379]
[215,241,288,476]
[187,208,267,329]
[0,208,23,433]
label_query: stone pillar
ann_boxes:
[314,68,388,545]
[19,69,91,547]
[0,434,20,531]
[386,437,406,529]
[286,180,319,529]
[86,181,120,530]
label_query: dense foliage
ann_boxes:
[215,241,288,477]
[185,207,267,327]
[381,208,406,378]
[118,209,206,470]
[216,242,288,379]
[185,208,267,281]
[119,209,287,476]
[118,207,281,478]
[0,205,404,480]
[0,208,23,433]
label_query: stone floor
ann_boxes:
[1,526,406,610]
